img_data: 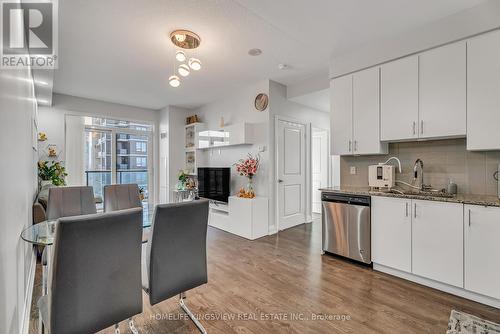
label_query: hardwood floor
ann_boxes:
[30,217,500,333]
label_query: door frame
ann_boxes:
[311,126,331,214]
[274,115,310,232]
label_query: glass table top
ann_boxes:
[21,206,154,246]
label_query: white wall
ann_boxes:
[330,0,500,77]
[0,69,38,333]
[193,80,270,199]
[157,105,192,203]
[268,81,330,230]
[37,93,160,202]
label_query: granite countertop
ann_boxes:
[320,186,500,207]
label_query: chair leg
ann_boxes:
[114,323,120,334]
[179,293,207,334]
[128,318,139,334]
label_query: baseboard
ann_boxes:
[373,263,500,309]
[21,249,36,334]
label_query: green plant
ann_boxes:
[178,169,189,183]
[38,160,67,186]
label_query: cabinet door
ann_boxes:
[464,205,500,299]
[352,67,387,155]
[412,200,463,287]
[380,56,419,141]
[371,197,412,272]
[467,30,500,150]
[330,76,353,155]
[419,42,466,139]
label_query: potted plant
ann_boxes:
[234,153,260,199]
[37,160,68,187]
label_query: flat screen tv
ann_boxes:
[197,167,230,203]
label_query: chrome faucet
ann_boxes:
[413,159,427,191]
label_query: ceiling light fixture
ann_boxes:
[188,58,201,71]
[169,30,201,49]
[248,48,262,56]
[178,64,190,77]
[168,29,202,88]
[175,50,186,62]
[169,75,180,87]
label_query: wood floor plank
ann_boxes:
[30,218,500,333]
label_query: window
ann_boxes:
[136,157,147,167]
[135,141,146,153]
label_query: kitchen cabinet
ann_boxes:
[330,75,352,155]
[412,200,463,287]
[419,42,466,139]
[464,205,500,299]
[330,68,387,156]
[352,67,387,155]
[380,56,419,141]
[467,30,500,150]
[371,197,412,272]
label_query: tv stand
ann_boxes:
[208,196,268,240]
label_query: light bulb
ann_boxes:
[169,75,180,87]
[188,58,201,71]
[178,64,190,77]
[175,50,186,62]
[175,34,186,42]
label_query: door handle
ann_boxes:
[414,203,417,218]
[420,120,424,135]
[405,202,408,217]
[348,140,352,152]
[468,209,471,227]
[354,140,358,152]
[412,121,416,136]
[278,179,284,183]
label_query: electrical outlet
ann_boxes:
[350,166,357,175]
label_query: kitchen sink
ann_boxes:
[389,189,455,198]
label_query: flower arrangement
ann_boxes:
[234,153,260,198]
[38,160,67,186]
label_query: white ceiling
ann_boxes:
[53,0,487,109]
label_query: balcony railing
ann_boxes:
[85,169,149,199]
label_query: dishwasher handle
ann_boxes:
[321,193,370,206]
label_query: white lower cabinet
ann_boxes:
[464,205,500,299]
[412,200,463,287]
[371,197,411,272]
[372,197,463,287]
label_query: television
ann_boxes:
[197,167,231,203]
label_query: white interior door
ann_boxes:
[312,129,328,214]
[277,118,306,230]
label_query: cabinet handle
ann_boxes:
[354,140,358,152]
[414,203,417,218]
[420,120,424,135]
[468,209,471,227]
[412,121,416,135]
[405,202,408,217]
[348,140,352,152]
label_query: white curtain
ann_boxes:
[65,115,85,186]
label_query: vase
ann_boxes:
[246,176,255,197]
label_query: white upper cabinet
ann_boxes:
[412,200,463,288]
[352,68,388,155]
[419,42,466,139]
[380,56,419,141]
[330,68,387,156]
[371,197,412,273]
[467,30,500,151]
[464,205,500,299]
[330,75,352,155]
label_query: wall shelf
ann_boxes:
[197,122,254,150]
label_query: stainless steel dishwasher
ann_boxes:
[321,193,371,264]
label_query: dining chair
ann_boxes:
[104,184,142,212]
[143,200,209,333]
[46,186,97,220]
[38,208,143,334]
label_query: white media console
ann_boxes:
[208,196,269,240]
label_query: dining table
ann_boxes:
[20,205,155,247]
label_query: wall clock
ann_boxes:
[254,93,268,111]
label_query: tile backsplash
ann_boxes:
[340,139,500,196]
